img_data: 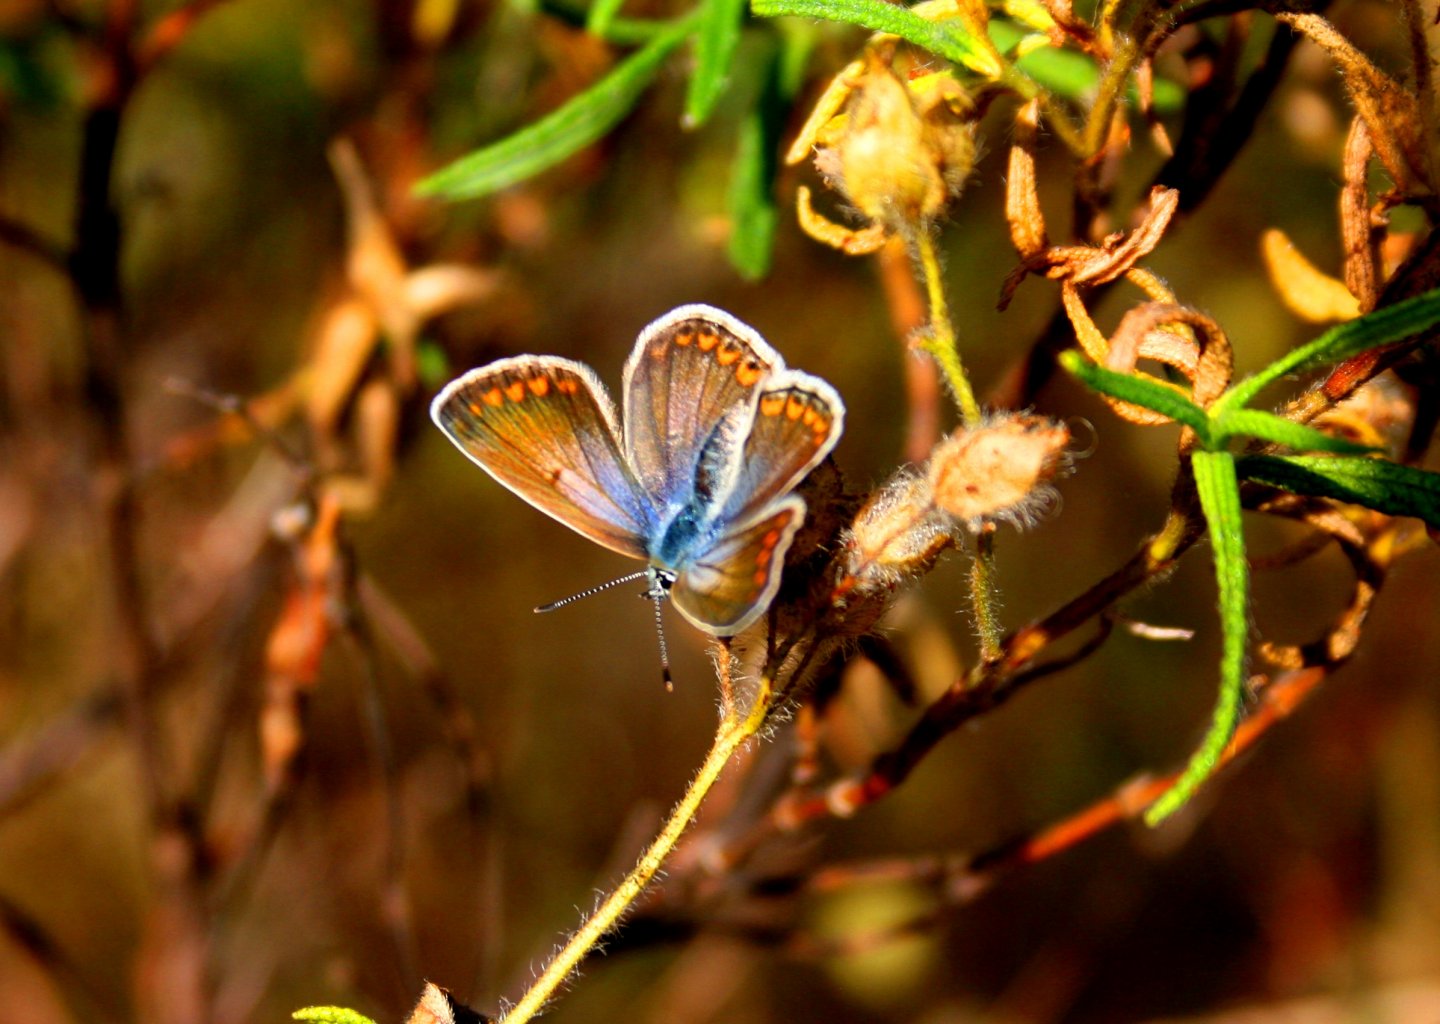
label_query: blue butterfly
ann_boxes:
[431,304,845,636]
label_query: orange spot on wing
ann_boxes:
[752,569,769,587]
[528,376,551,397]
[737,361,765,387]
[505,380,526,402]
[483,387,504,407]
[763,528,782,548]
[697,329,720,352]
[716,341,741,365]
[802,405,818,427]
[675,329,696,347]
[786,395,805,420]
[557,378,580,394]
[760,394,785,416]
[467,401,483,416]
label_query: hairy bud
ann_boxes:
[927,414,1071,526]
[836,472,954,605]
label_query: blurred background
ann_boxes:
[1,1,1438,1021]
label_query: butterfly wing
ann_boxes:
[622,305,781,508]
[668,497,805,636]
[432,356,652,558]
[720,370,844,524]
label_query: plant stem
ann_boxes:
[970,524,1002,662]
[914,229,981,426]
[912,229,1003,657]
[499,677,777,1024]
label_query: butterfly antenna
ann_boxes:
[534,570,650,613]
[651,590,673,692]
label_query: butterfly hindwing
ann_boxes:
[720,371,844,524]
[669,497,805,636]
[622,305,781,507]
[432,357,652,558]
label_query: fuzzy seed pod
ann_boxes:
[817,55,978,237]
[836,472,954,604]
[927,413,1071,526]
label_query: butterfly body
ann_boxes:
[432,305,844,635]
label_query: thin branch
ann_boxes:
[0,215,69,270]
[0,688,122,818]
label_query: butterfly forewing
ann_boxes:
[623,305,780,506]
[432,357,651,558]
[669,497,805,636]
[720,372,844,525]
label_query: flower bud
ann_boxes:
[927,414,1070,526]
[820,54,978,237]
[836,472,953,604]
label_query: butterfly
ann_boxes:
[431,304,845,638]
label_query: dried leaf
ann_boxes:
[305,297,379,438]
[1340,117,1381,312]
[402,265,501,321]
[1278,13,1431,194]
[795,185,887,254]
[1006,99,1047,259]
[1261,228,1361,323]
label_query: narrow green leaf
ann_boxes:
[987,19,1184,112]
[726,52,783,279]
[416,337,451,388]
[774,18,817,96]
[1217,286,1440,414]
[1146,450,1249,826]
[1212,409,1378,455]
[1236,455,1440,529]
[293,1008,377,1024]
[541,0,682,43]
[750,0,1002,78]
[586,0,629,37]
[686,0,749,126]
[416,19,693,200]
[1058,350,1211,438]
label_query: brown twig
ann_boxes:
[0,889,125,1024]
[0,688,123,818]
[0,215,70,270]
[875,237,941,462]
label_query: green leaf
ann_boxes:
[750,0,1002,78]
[726,108,780,280]
[293,1008,377,1024]
[726,47,784,279]
[1146,450,1249,826]
[1236,455,1440,529]
[1058,350,1211,438]
[987,19,1184,112]
[1217,286,1440,414]
[686,0,749,127]
[416,338,452,388]
[416,18,693,200]
[541,0,682,43]
[1212,409,1378,455]
[586,0,630,37]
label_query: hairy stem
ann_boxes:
[500,677,777,1023]
[914,229,981,425]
